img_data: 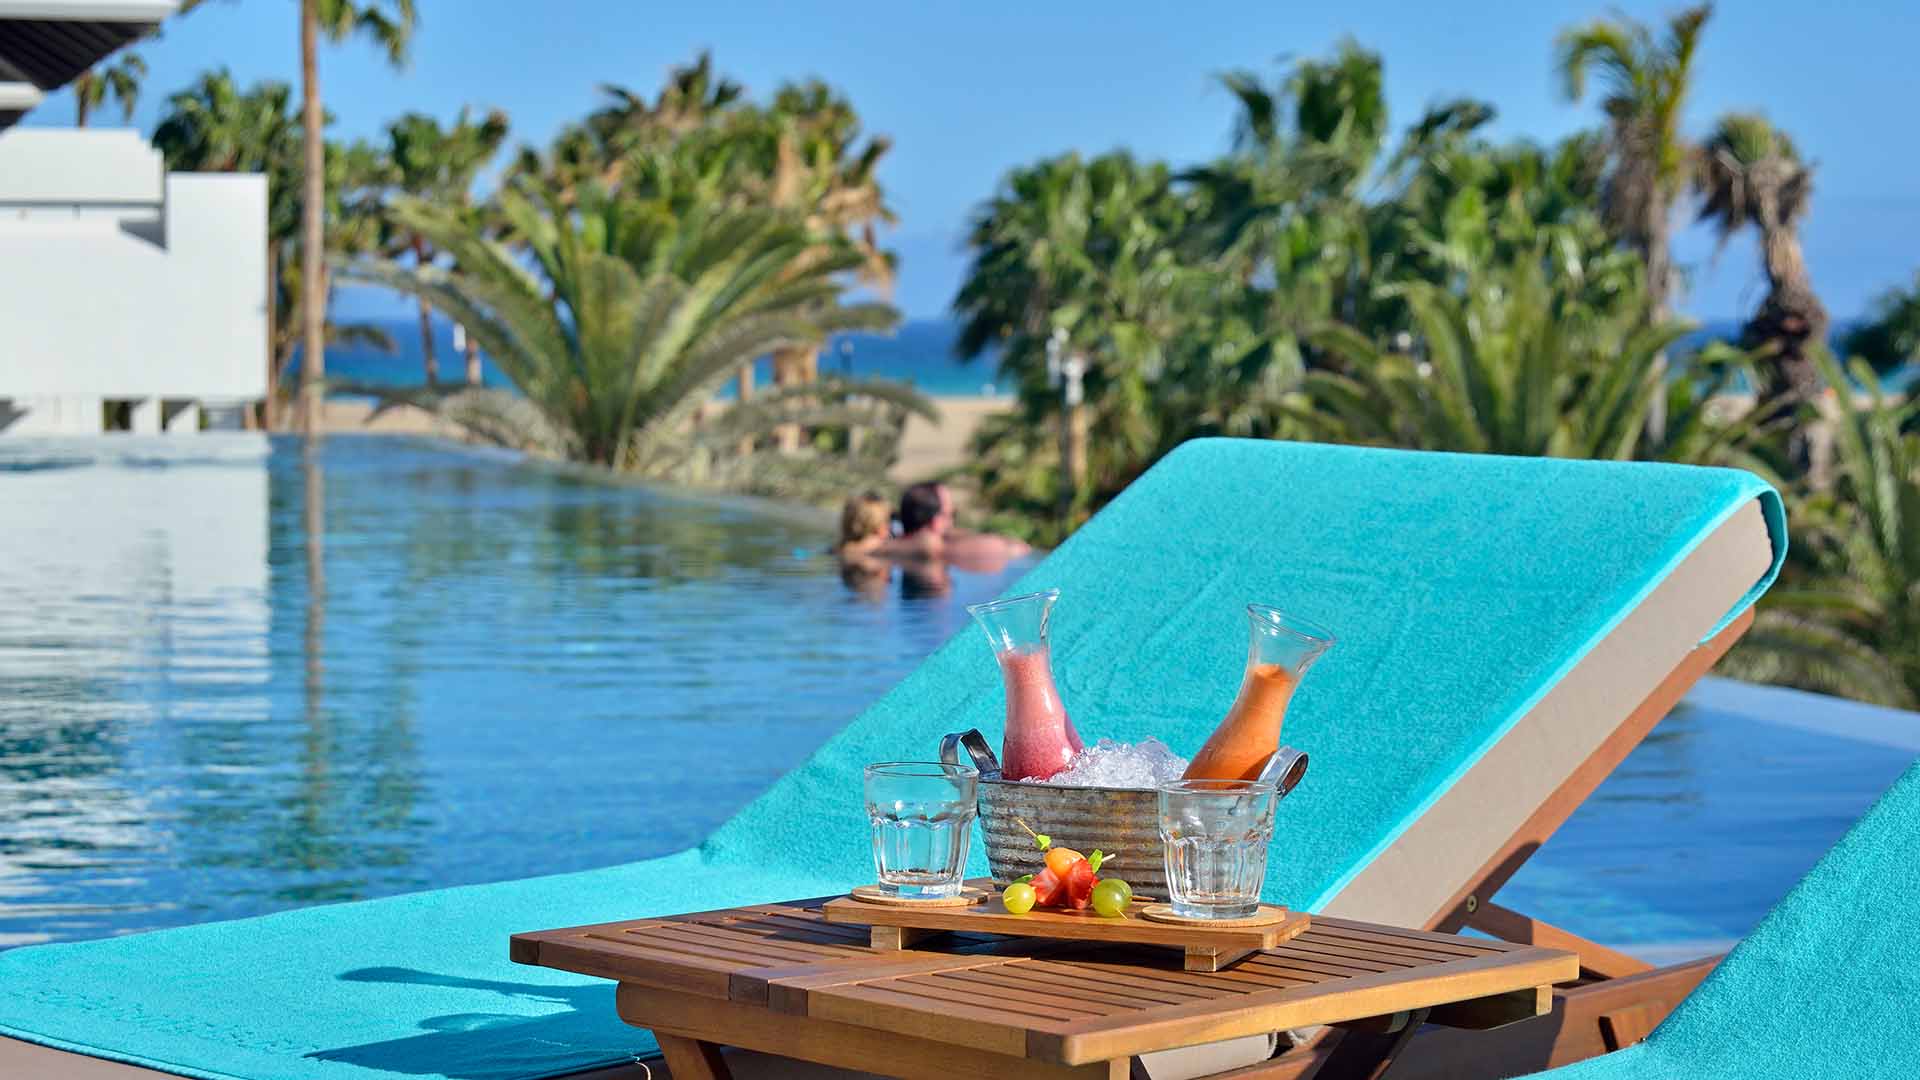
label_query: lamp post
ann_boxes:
[1047,327,1087,523]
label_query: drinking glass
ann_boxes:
[1157,779,1278,919]
[864,762,979,898]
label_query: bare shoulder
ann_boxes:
[875,532,942,559]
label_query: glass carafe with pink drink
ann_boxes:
[967,589,1083,781]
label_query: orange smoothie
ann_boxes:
[1182,662,1298,781]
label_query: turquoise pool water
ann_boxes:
[0,436,1027,947]
[0,436,1912,957]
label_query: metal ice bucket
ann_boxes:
[940,729,1306,902]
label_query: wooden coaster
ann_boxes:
[1139,904,1292,928]
[848,884,990,908]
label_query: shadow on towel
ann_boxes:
[305,967,650,1080]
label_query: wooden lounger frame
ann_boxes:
[1237,608,1751,1079]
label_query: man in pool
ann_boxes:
[894,482,1031,570]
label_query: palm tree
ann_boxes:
[153,70,299,175]
[72,51,146,127]
[69,0,205,128]
[155,70,394,426]
[1720,351,1920,707]
[589,51,744,151]
[379,108,510,386]
[954,152,1201,515]
[1840,272,1920,374]
[1376,125,1642,334]
[516,57,898,423]
[296,0,418,435]
[1695,113,1827,427]
[756,80,897,434]
[1190,41,1391,353]
[1303,257,1692,460]
[1216,38,1388,185]
[339,186,906,480]
[156,71,297,420]
[516,52,746,199]
[1557,3,1713,440]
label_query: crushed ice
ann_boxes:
[1041,737,1188,789]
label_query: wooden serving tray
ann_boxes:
[821,892,1310,972]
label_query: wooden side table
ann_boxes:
[512,895,1578,1080]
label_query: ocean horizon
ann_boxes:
[304,316,1013,399]
[299,315,1892,399]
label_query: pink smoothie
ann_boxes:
[996,647,1084,781]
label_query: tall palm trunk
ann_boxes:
[298,0,326,437]
[1748,219,1830,480]
[265,241,279,429]
[1058,401,1086,520]
[736,367,755,457]
[771,344,811,452]
[415,299,438,386]
[1748,223,1828,409]
[463,330,481,385]
[1643,204,1673,443]
[410,238,438,385]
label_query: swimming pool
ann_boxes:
[0,436,1912,955]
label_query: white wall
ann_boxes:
[0,129,268,433]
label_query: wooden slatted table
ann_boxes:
[511,890,1578,1080]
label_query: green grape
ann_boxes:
[1091,879,1131,918]
[1002,882,1037,915]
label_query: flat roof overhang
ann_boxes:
[0,1,175,129]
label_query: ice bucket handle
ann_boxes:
[1260,746,1310,796]
[939,729,1003,779]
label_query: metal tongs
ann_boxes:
[939,729,1003,779]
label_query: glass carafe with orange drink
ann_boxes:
[1182,604,1334,781]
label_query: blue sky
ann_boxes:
[26,0,1919,323]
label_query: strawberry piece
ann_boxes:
[1063,858,1097,910]
[1030,866,1068,908]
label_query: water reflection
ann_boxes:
[0,436,1030,946]
[1501,680,1918,955]
[299,438,335,889]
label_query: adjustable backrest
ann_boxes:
[706,438,1786,915]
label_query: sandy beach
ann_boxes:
[318,398,470,439]
[319,394,1013,485]
[888,394,1011,482]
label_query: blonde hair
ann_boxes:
[837,493,892,550]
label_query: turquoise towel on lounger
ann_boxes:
[1524,756,1920,1080]
[0,440,1786,1080]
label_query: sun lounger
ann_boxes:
[1510,756,1920,1080]
[0,439,1784,1080]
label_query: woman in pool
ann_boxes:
[835,493,899,599]
[835,493,894,558]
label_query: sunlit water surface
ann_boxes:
[0,435,1913,958]
[0,436,1021,947]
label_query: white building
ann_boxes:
[0,130,267,434]
[0,1,266,435]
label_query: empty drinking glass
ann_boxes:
[1158,779,1278,919]
[864,762,979,899]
